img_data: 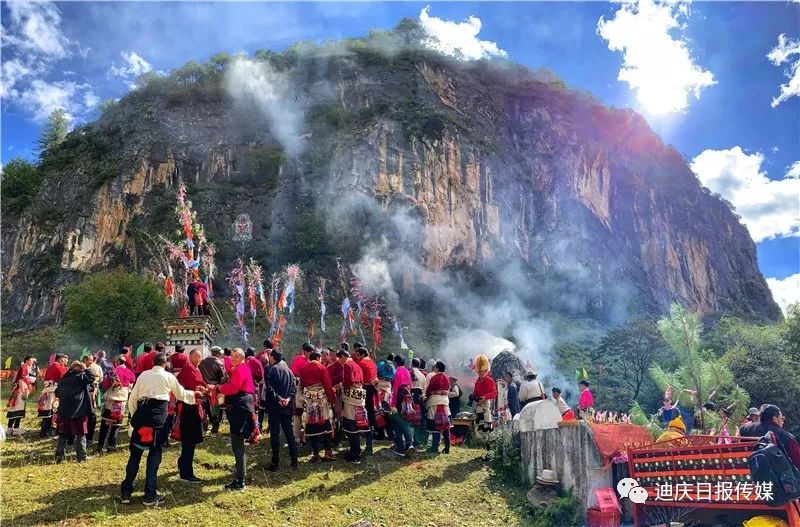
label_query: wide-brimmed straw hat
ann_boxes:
[536,469,559,485]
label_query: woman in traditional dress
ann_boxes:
[54,361,96,462]
[425,361,452,454]
[97,356,135,453]
[300,350,337,463]
[6,356,36,438]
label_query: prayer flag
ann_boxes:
[135,343,145,356]
[80,347,90,359]
[4,356,11,369]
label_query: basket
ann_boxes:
[587,507,621,527]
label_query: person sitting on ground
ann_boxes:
[518,370,545,409]
[759,405,800,469]
[656,416,687,443]
[54,361,96,463]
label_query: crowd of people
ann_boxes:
[15,340,795,508]
[4,342,514,506]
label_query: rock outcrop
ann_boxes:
[0,42,781,328]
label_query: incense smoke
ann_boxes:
[224,58,304,157]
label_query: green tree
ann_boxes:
[208,51,232,73]
[37,108,69,154]
[174,60,206,85]
[591,317,671,410]
[649,303,750,432]
[65,270,170,349]
[394,17,426,46]
[783,303,800,363]
[725,345,800,436]
[1,158,43,215]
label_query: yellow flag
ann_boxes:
[4,356,11,369]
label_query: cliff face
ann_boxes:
[1,45,781,328]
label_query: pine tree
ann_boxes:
[648,303,750,433]
[36,108,69,155]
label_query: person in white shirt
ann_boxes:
[120,354,201,506]
[551,387,575,420]
[518,370,545,409]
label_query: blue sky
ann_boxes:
[2,1,798,309]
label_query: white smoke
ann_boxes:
[224,58,303,156]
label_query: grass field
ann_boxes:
[0,410,536,527]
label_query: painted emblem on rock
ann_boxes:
[232,213,253,242]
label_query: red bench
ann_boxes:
[628,435,800,526]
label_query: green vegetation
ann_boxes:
[64,271,171,349]
[527,489,582,527]
[1,157,43,215]
[0,414,535,527]
[649,303,750,430]
[236,145,284,188]
[36,108,69,154]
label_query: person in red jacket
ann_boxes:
[471,354,497,437]
[300,350,337,462]
[39,354,68,437]
[175,349,207,483]
[425,361,452,454]
[338,350,369,463]
[353,347,380,453]
[290,343,312,443]
[169,344,189,374]
[7,356,36,437]
[135,343,156,376]
[217,349,256,491]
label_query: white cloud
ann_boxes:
[597,0,716,114]
[107,51,152,79]
[766,274,800,315]
[418,6,508,61]
[1,1,97,124]
[788,161,800,179]
[767,33,800,108]
[16,79,97,124]
[3,1,72,59]
[690,147,800,242]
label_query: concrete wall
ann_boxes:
[520,423,613,511]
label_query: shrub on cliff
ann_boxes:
[1,158,43,216]
[65,270,170,349]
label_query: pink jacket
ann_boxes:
[218,362,255,395]
[390,366,412,408]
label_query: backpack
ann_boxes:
[749,431,800,506]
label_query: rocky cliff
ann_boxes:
[1,36,781,328]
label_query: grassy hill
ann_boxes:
[1,410,535,527]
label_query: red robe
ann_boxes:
[290,354,308,377]
[342,358,364,389]
[356,357,378,385]
[327,362,344,387]
[44,363,67,383]
[473,375,497,401]
[176,362,206,391]
[425,372,450,397]
[300,360,336,404]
